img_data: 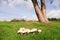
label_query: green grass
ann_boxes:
[0,21,60,40]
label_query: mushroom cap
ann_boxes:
[38,29,41,33]
[18,28,27,34]
[30,28,37,32]
[26,29,31,33]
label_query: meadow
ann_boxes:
[0,21,60,40]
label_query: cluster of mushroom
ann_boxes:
[17,28,41,34]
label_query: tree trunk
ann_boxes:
[32,0,47,23]
[40,0,49,22]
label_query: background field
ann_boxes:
[0,21,60,40]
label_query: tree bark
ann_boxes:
[40,0,49,22]
[32,0,47,23]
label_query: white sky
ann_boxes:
[0,0,60,21]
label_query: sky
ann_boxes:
[0,0,60,21]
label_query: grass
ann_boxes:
[0,21,60,40]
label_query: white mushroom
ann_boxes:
[17,28,42,34]
[38,29,42,33]
[17,28,27,34]
[30,28,37,32]
[26,29,31,33]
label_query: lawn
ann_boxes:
[0,21,60,40]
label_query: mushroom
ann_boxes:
[30,28,37,33]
